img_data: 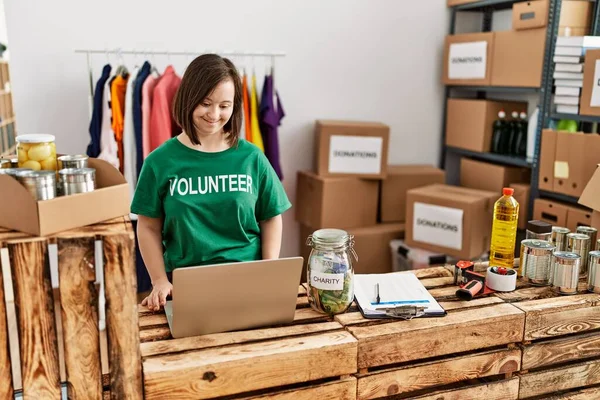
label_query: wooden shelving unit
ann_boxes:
[0,60,16,156]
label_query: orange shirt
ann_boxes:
[110,74,128,173]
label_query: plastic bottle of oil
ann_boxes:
[489,187,520,269]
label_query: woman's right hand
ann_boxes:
[141,279,173,311]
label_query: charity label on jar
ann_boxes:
[310,271,345,290]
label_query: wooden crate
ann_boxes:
[0,217,142,399]
[138,285,359,399]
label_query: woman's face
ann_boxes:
[193,78,235,138]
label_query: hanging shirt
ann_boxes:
[259,75,285,180]
[130,138,291,273]
[249,74,265,152]
[242,74,252,142]
[133,61,151,177]
[86,64,111,158]
[142,74,158,159]
[98,70,120,170]
[111,74,129,173]
[123,67,139,208]
[149,65,181,152]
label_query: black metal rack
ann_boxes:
[442,0,600,218]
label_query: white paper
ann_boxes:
[354,273,445,315]
[448,41,487,79]
[328,135,383,174]
[310,271,345,290]
[590,60,600,107]
[413,202,463,250]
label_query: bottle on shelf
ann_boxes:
[506,111,519,156]
[489,187,520,269]
[514,111,528,157]
[491,109,506,154]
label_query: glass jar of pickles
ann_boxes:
[16,134,57,171]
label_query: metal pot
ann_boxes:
[58,167,95,196]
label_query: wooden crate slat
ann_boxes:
[493,286,556,302]
[357,348,521,400]
[428,285,462,299]
[237,377,357,400]
[57,235,102,399]
[519,359,600,398]
[522,331,600,370]
[297,285,306,296]
[0,239,13,398]
[514,294,600,340]
[546,385,600,399]
[139,313,168,328]
[408,377,520,400]
[140,326,171,343]
[141,321,344,357]
[8,237,61,398]
[102,233,143,400]
[143,331,357,399]
[400,266,453,279]
[440,296,505,312]
[419,276,455,289]
[347,303,524,369]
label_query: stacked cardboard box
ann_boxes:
[296,120,445,278]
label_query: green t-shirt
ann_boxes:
[131,138,292,272]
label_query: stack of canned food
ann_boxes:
[518,219,600,295]
[0,134,96,201]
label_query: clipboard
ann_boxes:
[354,273,447,320]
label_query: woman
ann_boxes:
[132,54,291,311]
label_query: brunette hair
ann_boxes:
[173,54,242,146]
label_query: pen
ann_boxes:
[375,283,380,304]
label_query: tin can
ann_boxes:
[551,227,570,252]
[58,168,95,196]
[577,226,598,251]
[526,220,553,241]
[57,154,89,170]
[0,167,33,177]
[17,170,56,201]
[567,233,591,277]
[552,252,581,295]
[588,251,600,293]
[0,158,10,168]
[521,239,555,286]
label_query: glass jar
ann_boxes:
[16,134,57,171]
[306,228,356,315]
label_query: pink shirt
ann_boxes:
[141,74,158,158]
[149,66,182,152]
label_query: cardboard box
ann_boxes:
[559,26,589,36]
[380,165,446,223]
[509,183,531,230]
[533,198,569,227]
[299,223,406,281]
[460,158,530,194]
[513,0,548,30]
[314,120,389,179]
[295,170,379,230]
[538,129,557,192]
[579,49,600,117]
[491,28,546,87]
[445,98,528,153]
[405,184,496,260]
[579,164,600,225]
[560,0,593,30]
[553,131,600,197]
[447,0,479,6]
[0,158,129,236]
[566,205,593,232]
[443,32,494,86]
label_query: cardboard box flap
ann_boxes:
[387,165,445,175]
[409,184,497,203]
[89,157,127,188]
[316,120,388,129]
[0,175,40,236]
[579,164,600,211]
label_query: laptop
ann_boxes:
[164,257,304,338]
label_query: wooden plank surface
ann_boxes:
[519,359,600,398]
[143,331,357,399]
[401,266,453,279]
[522,331,600,370]
[546,386,600,399]
[347,303,524,369]
[0,241,12,398]
[57,236,102,399]
[408,377,520,400]
[356,348,521,399]
[419,276,455,289]
[103,233,143,400]
[239,377,357,400]
[8,238,61,398]
[141,322,343,357]
[514,294,600,340]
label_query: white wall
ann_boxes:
[4,0,449,257]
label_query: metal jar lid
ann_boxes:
[527,220,552,234]
[521,239,555,254]
[16,133,56,143]
[577,226,598,235]
[553,251,581,264]
[58,168,95,183]
[58,154,88,162]
[552,227,570,234]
